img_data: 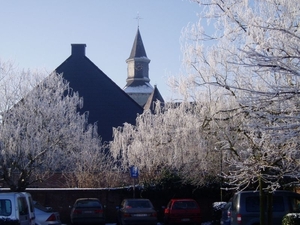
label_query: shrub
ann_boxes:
[282,213,300,225]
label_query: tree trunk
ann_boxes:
[267,192,273,225]
[259,176,266,225]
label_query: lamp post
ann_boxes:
[220,147,223,201]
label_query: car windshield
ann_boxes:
[172,201,198,209]
[125,200,151,208]
[76,200,102,208]
[34,201,53,212]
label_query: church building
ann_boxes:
[54,27,164,143]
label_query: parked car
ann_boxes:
[220,201,231,225]
[117,198,157,225]
[70,198,105,225]
[163,198,201,225]
[211,201,226,225]
[33,201,61,225]
[230,190,300,225]
[0,192,32,225]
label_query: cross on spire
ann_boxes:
[135,12,142,27]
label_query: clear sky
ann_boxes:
[0,0,201,100]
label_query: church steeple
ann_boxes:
[125,28,151,83]
[128,28,148,59]
[124,28,153,107]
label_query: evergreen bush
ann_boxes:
[282,213,300,225]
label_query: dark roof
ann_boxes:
[144,85,165,112]
[128,28,147,59]
[55,44,143,143]
[124,80,151,88]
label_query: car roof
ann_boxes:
[75,198,100,201]
[0,192,24,197]
[235,190,300,197]
[236,190,297,194]
[123,198,150,201]
[170,198,196,201]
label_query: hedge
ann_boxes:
[282,213,300,225]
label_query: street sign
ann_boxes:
[130,166,139,178]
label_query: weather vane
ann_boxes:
[135,12,142,27]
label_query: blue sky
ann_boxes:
[0,0,201,100]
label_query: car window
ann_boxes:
[272,196,284,212]
[289,196,300,213]
[246,196,284,212]
[245,196,259,212]
[172,201,198,209]
[126,200,151,208]
[18,197,29,216]
[28,196,34,213]
[224,202,232,210]
[231,195,237,211]
[0,199,12,216]
[76,200,102,208]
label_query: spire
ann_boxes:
[128,28,148,59]
[124,26,153,107]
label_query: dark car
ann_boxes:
[164,198,201,225]
[220,202,232,225]
[230,190,300,225]
[117,198,157,225]
[70,198,105,225]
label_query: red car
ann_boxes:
[164,199,201,225]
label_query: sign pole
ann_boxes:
[133,178,136,198]
[130,166,139,198]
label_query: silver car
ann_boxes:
[34,201,61,225]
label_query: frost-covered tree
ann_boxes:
[0,60,46,117]
[110,99,223,187]
[63,146,124,188]
[0,67,105,191]
[178,2,300,223]
[177,0,300,193]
